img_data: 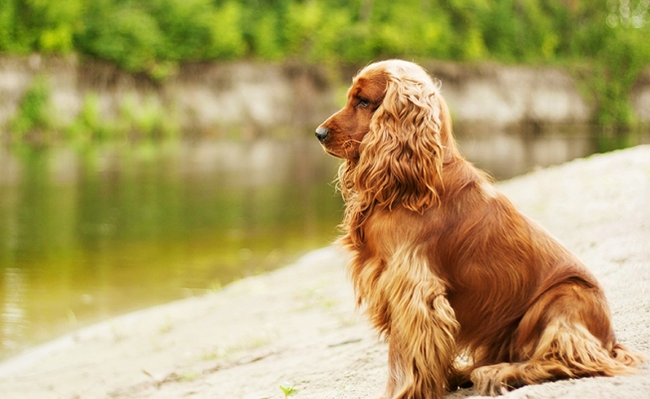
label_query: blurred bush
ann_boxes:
[0,0,646,68]
[10,75,53,138]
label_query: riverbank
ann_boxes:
[1,145,649,398]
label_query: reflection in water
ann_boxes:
[2,268,26,352]
[0,139,343,360]
[455,124,598,179]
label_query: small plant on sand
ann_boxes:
[178,370,202,382]
[279,382,298,397]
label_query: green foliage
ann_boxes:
[0,0,84,53]
[148,0,220,61]
[207,1,247,59]
[370,1,453,59]
[66,93,105,141]
[250,12,284,60]
[479,0,559,62]
[0,0,28,52]
[32,0,84,53]
[78,1,164,74]
[2,0,648,75]
[279,382,299,398]
[118,95,180,139]
[66,93,180,142]
[569,1,650,143]
[10,75,53,138]
[73,0,246,76]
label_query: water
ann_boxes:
[0,139,343,361]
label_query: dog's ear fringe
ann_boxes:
[359,75,444,210]
[337,74,445,247]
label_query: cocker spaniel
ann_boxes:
[315,60,644,398]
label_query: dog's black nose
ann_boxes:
[315,127,329,142]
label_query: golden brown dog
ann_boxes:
[315,59,644,398]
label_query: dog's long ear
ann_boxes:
[355,73,444,213]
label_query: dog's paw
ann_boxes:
[470,364,516,396]
[447,370,474,391]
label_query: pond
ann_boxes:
[0,138,343,361]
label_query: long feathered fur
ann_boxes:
[316,59,644,399]
[338,61,447,249]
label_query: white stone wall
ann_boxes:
[0,57,648,136]
[431,64,594,125]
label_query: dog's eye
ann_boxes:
[355,98,370,109]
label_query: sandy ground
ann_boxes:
[1,145,649,399]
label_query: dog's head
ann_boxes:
[316,59,454,213]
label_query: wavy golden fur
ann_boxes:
[315,60,644,398]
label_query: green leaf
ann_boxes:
[279,382,298,397]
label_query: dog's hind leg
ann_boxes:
[470,323,644,396]
[470,283,644,396]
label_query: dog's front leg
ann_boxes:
[380,250,460,399]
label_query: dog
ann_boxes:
[315,59,644,398]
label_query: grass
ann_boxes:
[280,382,299,398]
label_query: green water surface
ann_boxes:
[0,139,343,361]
